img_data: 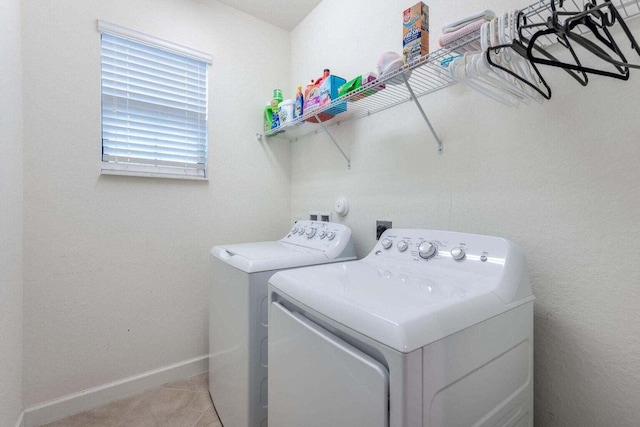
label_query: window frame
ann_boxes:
[98,20,212,180]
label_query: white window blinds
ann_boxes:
[99,21,211,179]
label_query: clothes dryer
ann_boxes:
[268,228,534,427]
[209,220,355,427]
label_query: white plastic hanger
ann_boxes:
[445,12,549,107]
[492,12,544,103]
[450,52,521,107]
[477,20,529,103]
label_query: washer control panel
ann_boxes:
[282,220,351,253]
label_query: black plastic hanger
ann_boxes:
[518,17,591,85]
[559,1,640,70]
[517,0,635,83]
[486,42,553,99]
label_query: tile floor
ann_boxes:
[41,373,221,427]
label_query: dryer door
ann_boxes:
[269,301,389,427]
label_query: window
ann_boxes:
[98,21,211,179]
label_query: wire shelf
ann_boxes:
[257,0,640,162]
[259,33,477,143]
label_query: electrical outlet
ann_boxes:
[376,220,392,240]
[310,211,332,222]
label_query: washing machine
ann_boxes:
[209,220,356,427]
[268,228,534,427]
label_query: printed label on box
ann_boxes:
[402,2,429,64]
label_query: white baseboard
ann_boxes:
[14,410,24,427]
[23,355,208,427]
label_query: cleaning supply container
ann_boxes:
[305,69,347,123]
[278,99,295,126]
[294,85,304,119]
[263,104,273,131]
[270,89,283,129]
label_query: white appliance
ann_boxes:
[268,229,534,427]
[209,220,356,427]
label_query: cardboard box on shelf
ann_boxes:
[338,73,385,101]
[403,2,429,64]
[305,74,347,123]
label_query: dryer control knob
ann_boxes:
[418,241,437,259]
[381,238,393,249]
[297,228,305,235]
[318,230,327,239]
[451,247,465,260]
[397,240,408,252]
[306,228,317,238]
[292,227,298,234]
[327,231,336,241]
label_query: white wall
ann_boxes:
[292,0,640,425]
[0,0,24,424]
[22,0,291,407]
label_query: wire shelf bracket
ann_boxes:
[314,113,352,169]
[401,72,444,155]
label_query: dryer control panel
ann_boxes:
[372,228,509,265]
[281,220,355,260]
[368,229,530,305]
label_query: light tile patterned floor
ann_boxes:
[41,373,221,427]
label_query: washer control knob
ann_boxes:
[292,227,298,234]
[297,228,305,235]
[306,228,317,238]
[418,241,437,259]
[381,238,393,249]
[318,230,327,239]
[451,247,465,260]
[397,240,409,252]
[327,231,336,240]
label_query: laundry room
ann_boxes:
[1,0,639,426]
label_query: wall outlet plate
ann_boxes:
[310,212,332,222]
[376,220,392,240]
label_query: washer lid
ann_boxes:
[210,220,356,273]
[211,241,328,273]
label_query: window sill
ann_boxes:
[101,163,208,181]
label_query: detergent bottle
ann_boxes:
[270,89,283,129]
[304,69,330,119]
[263,104,273,132]
[306,69,344,123]
[294,85,304,120]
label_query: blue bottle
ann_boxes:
[294,85,304,120]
